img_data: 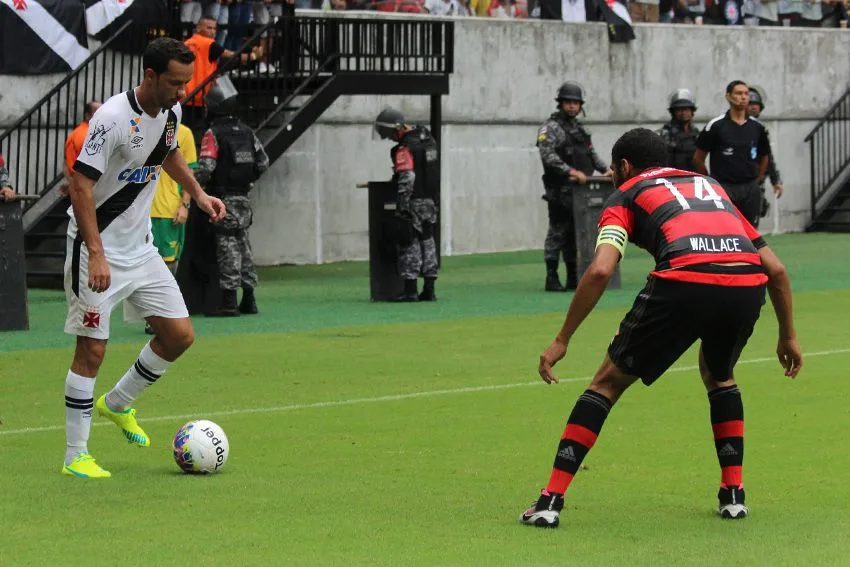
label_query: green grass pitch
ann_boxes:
[1,233,848,566]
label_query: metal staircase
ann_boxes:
[805,88,850,232]
[4,13,453,288]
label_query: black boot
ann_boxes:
[564,262,578,291]
[395,279,419,302]
[419,277,437,301]
[239,286,258,314]
[545,260,565,292]
[209,289,239,317]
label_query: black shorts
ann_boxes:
[608,272,766,385]
[723,181,762,226]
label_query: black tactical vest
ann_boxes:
[549,112,594,177]
[393,126,439,200]
[662,122,699,171]
[209,117,258,195]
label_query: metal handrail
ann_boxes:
[256,55,339,133]
[180,20,276,108]
[804,88,850,143]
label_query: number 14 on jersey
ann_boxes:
[657,177,725,211]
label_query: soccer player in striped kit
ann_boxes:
[519,128,802,527]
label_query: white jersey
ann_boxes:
[69,89,181,267]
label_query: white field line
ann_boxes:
[1,348,847,437]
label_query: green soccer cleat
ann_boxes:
[95,394,151,447]
[61,452,111,478]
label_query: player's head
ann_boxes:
[196,16,217,39]
[725,80,749,111]
[83,100,101,122]
[611,128,668,186]
[142,38,195,110]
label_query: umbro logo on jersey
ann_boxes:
[119,165,161,183]
[130,135,144,150]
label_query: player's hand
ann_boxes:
[87,252,111,293]
[774,183,784,199]
[539,340,568,384]
[603,167,614,178]
[569,170,587,184]
[198,194,226,223]
[776,337,802,379]
[174,205,189,225]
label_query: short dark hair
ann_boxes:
[142,38,195,75]
[611,128,668,172]
[83,100,99,117]
[726,80,747,95]
[198,15,217,25]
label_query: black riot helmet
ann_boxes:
[556,81,584,104]
[748,87,765,110]
[668,88,697,112]
[205,75,239,116]
[374,107,406,140]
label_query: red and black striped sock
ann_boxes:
[545,389,612,495]
[709,385,744,488]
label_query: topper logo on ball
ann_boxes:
[201,426,228,470]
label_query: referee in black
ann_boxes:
[693,80,771,225]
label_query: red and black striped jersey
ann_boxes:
[598,167,768,286]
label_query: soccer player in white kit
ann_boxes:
[61,38,226,478]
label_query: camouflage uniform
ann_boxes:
[195,123,269,291]
[537,112,608,270]
[213,194,258,290]
[397,169,439,280]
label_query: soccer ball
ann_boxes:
[172,419,230,474]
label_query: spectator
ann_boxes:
[183,16,263,139]
[0,153,15,202]
[63,100,101,193]
[629,0,660,22]
[425,0,472,15]
[743,0,780,25]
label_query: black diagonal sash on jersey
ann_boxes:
[71,94,177,296]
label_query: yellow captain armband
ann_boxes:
[596,225,629,257]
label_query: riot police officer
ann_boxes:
[374,107,440,302]
[747,86,784,226]
[195,76,269,316]
[657,88,700,171]
[537,81,612,292]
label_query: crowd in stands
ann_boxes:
[181,0,850,27]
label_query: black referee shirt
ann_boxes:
[695,111,771,184]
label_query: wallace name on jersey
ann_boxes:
[689,236,743,253]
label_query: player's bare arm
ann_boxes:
[162,148,226,222]
[758,245,802,378]
[693,149,709,175]
[539,242,622,385]
[69,171,110,293]
[756,155,769,184]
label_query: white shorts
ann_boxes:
[64,238,189,340]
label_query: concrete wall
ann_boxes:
[249,18,850,265]
[3,18,848,264]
